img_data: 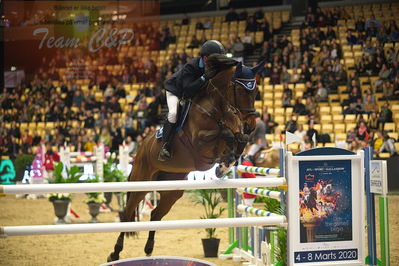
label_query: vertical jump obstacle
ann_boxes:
[220,147,389,266]
[0,147,391,266]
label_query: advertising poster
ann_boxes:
[298,160,352,243]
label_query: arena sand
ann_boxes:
[0,193,398,266]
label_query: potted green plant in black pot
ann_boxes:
[47,162,82,224]
[190,188,225,257]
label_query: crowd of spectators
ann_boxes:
[1,5,398,161]
[256,6,398,156]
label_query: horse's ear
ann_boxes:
[235,61,243,76]
[251,58,267,74]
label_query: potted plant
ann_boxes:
[48,193,73,224]
[84,192,106,223]
[190,189,225,257]
[84,175,106,223]
[103,156,127,213]
[47,162,82,224]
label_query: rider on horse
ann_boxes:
[158,40,226,161]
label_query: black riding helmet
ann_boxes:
[200,40,226,56]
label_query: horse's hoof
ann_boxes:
[107,253,118,262]
[146,252,152,257]
[144,239,154,256]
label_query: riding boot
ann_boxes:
[158,121,176,161]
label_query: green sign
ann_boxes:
[0,159,16,184]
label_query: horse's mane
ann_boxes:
[206,54,237,73]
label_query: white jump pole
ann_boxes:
[0,217,286,237]
[236,165,280,176]
[0,178,286,195]
[237,187,281,201]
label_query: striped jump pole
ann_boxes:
[236,165,280,176]
[0,178,287,195]
[237,204,284,218]
[237,187,281,201]
[0,217,287,237]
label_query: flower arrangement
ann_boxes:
[84,192,106,204]
[48,193,72,202]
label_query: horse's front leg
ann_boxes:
[144,190,184,256]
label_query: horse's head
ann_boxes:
[231,59,266,134]
[206,55,266,135]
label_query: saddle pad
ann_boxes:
[156,101,191,139]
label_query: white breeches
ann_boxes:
[166,91,179,123]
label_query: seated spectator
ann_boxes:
[262,112,278,134]
[372,131,384,154]
[239,9,248,21]
[99,127,112,149]
[282,92,292,108]
[326,26,337,40]
[335,64,347,84]
[285,115,297,133]
[379,133,397,156]
[343,98,365,116]
[346,127,357,144]
[375,64,391,88]
[290,69,300,83]
[378,102,393,131]
[270,67,280,84]
[355,16,366,32]
[84,136,96,153]
[203,17,213,29]
[187,35,201,48]
[196,20,204,30]
[346,30,358,45]
[242,31,254,56]
[293,97,308,115]
[356,121,369,142]
[382,81,394,100]
[246,16,259,32]
[294,124,307,142]
[182,15,190,25]
[305,96,318,115]
[231,37,245,60]
[306,122,318,144]
[254,8,264,20]
[364,95,379,114]
[280,66,291,84]
[225,8,239,22]
[368,112,380,131]
[315,82,328,102]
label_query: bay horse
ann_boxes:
[108,55,265,262]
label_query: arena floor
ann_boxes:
[0,193,398,266]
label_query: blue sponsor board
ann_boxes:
[294,249,358,263]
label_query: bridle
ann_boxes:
[231,78,257,120]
